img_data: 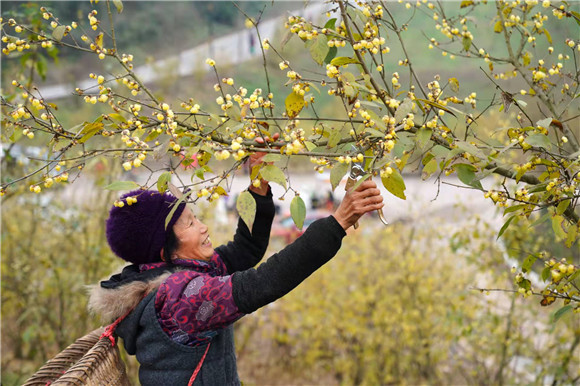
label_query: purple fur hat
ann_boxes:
[106,189,186,265]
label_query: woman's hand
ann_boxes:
[333,180,384,230]
[247,133,280,196]
[247,152,269,196]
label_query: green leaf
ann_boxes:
[290,195,306,230]
[381,169,406,200]
[422,158,438,180]
[536,117,553,128]
[79,122,104,143]
[363,127,385,138]
[327,127,345,148]
[323,46,337,64]
[503,204,526,215]
[330,56,360,66]
[454,163,483,190]
[397,151,412,171]
[416,128,432,149]
[285,91,305,119]
[552,305,573,324]
[113,0,123,13]
[237,191,256,231]
[394,98,413,123]
[108,113,127,122]
[422,153,435,166]
[522,254,537,273]
[551,215,567,239]
[260,165,287,189]
[157,172,172,193]
[144,129,162,142]
[250,164,260,181]
[304,141,316,151]
[569,269,580,283]
[324,18,337,30]
[226,104,242,122]
[415,99,457,117]
[518,278,531,291]
[462,35,472,51]
[52,25,66,42]
[195,168,205,180]
[565,224,577,248]
[526,133,552,149]
[165,189,192,229]
[342,71,356,84]
[556,199,571,215]
[9,127,23,142]
[344,84,356,98]
[309,35,329,66]
[497,215,516,239]
[528,183,548,193]
[570,10,580,27]
[262,154,282,163]
[444,147,464,163]
[330,162,349,191]
[530,212,551,228]
[542,28,552,44]
[541,266,551,282]
[104,181,140,191]
[455,140,485,159]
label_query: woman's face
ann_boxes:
[171,208,214,261]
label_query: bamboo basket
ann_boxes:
[23,328,131,386]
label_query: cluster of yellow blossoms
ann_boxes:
[205,63,275,113]
[546,258,577,285]
[29,168,69,194]
[282,127,306,155]
[1,7,80,56]
[113,195,137,208]
[484,190,509,207]
[122,153,147,171]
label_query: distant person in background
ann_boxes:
[325,190,335,211]
[89,154,384,385]
[310,190,320,209]
[249,33,255,54]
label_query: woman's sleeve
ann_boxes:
[215,187,276,273]
[231,215,346,314]
[155,216,346,341]
[155,271,245,342]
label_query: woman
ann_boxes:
[89,160,384,385]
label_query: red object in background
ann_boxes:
[270,210,331,244]
[179,153,199,169]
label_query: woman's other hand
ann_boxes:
[333,180,384,230]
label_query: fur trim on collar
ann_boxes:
[87,272,172,323]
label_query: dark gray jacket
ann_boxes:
[117,291,239,385]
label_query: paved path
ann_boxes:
[65,168,500,229]
[235,172,499,226]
